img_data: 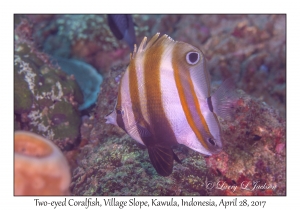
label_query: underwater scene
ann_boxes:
[14,14,286,196]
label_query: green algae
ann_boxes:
[14,40,83,150]
[14,69,33,113]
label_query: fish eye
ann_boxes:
[186,52,200,65]
[208,138,216,146]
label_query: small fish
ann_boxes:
[107,14,136,51]
[105,33,236,176]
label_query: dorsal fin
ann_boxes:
[137,37,147,53]
[143,33,160,51]
[131,33,176,60]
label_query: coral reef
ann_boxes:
[70,66,285,195]
[205,15,285,118]
[15,14,286,196]
[26,15,285,118]
[14,19,83,150]
[26,15,132,74]
[14,131,71,195]
[205,90,286,195]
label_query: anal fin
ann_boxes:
[148,146,174,176]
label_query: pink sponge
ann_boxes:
[14,131,71,195]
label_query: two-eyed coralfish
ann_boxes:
[105,33,235,176]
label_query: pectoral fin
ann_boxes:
[148,146,174,176]
[211,77,238,121]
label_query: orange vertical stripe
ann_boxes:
[143,38,177,146]
[172,45,212,150]
[128,55,145,125]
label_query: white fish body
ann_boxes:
[106,33,235,176]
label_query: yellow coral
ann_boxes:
[14,131,71,195]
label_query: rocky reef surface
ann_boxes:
[72,66,286,196]
[14,14,286,195]
[14,18,83,150]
